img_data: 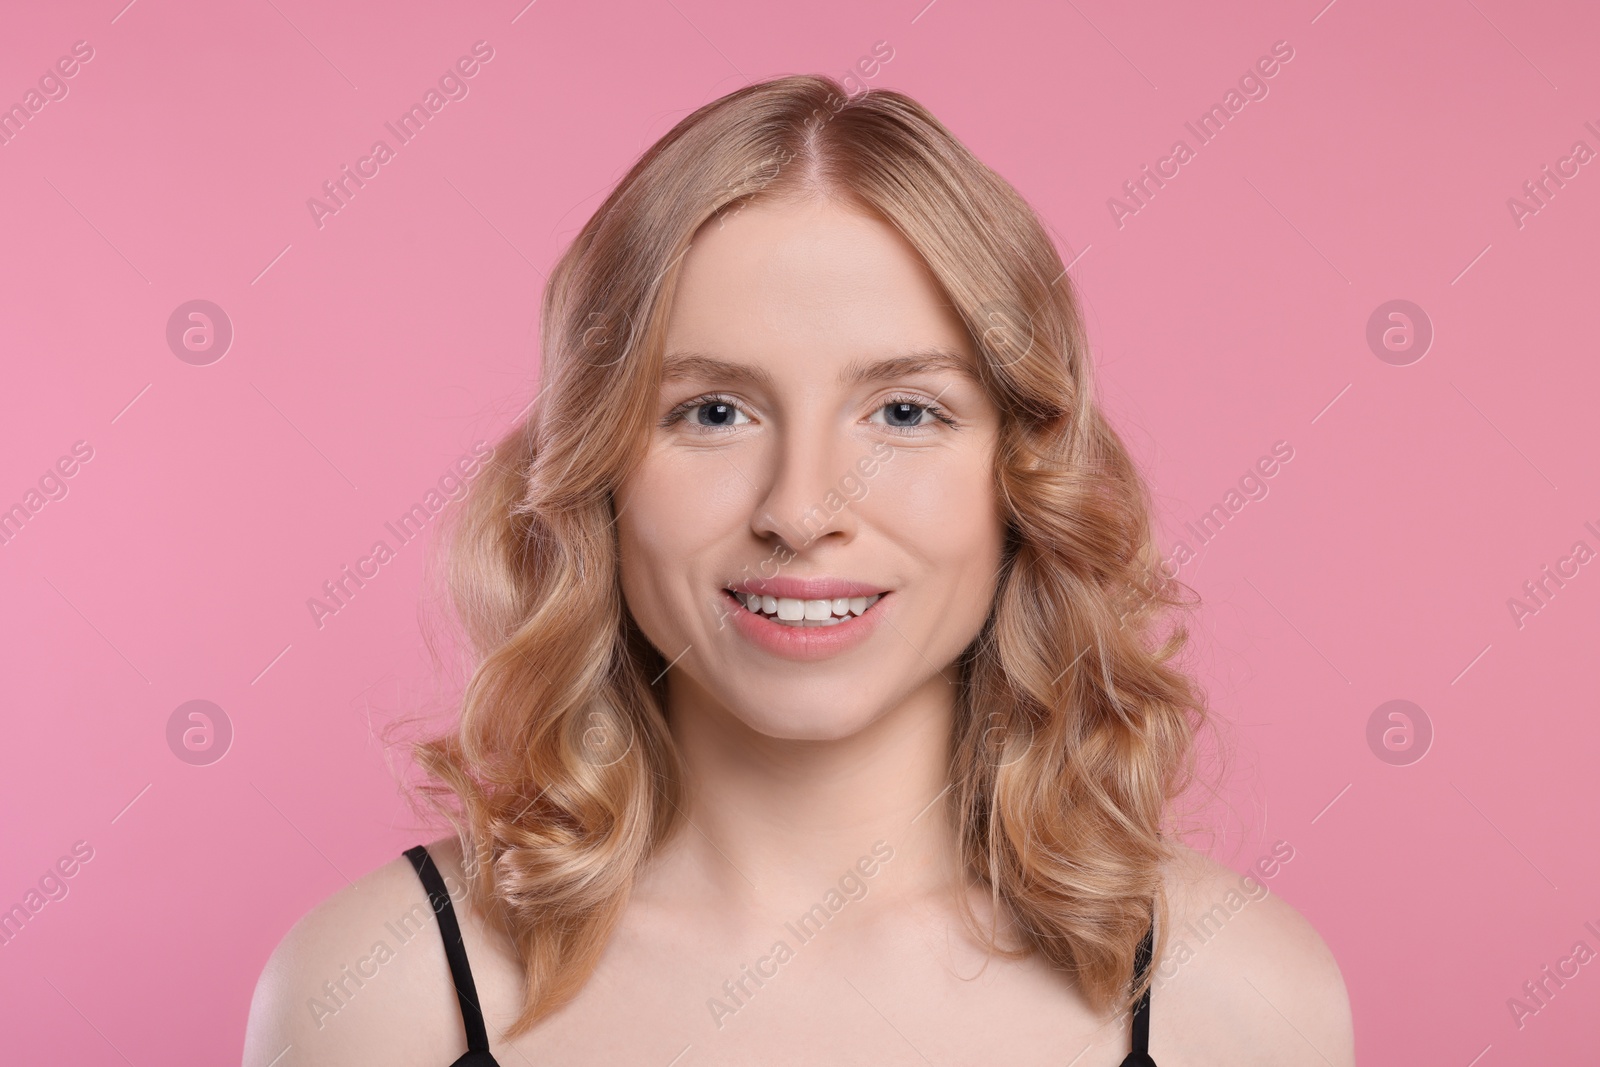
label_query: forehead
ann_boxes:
[660,196,977,380]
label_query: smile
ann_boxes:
[725,590,885,627]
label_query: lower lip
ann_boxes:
[723,590,890,661]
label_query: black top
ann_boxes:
[404,845,499,1066]
[403,844,1159,1066]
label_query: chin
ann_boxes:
[723,699,885,743]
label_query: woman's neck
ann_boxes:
[641,667,967,920]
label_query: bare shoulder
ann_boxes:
[241,836,471,1067]
[1149,841,1355,1067]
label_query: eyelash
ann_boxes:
[661,392,958,435]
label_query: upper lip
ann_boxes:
[726,576,890,599]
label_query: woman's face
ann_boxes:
[614,195,1007,740]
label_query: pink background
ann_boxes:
[2,0,1597,1062]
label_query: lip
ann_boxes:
[722,588,891,661]
[726,576,890,600]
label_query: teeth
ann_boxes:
[730,590,883,626]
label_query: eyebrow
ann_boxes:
[660,349,977,389]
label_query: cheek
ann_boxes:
[872,454,1005,589]
[616,457,748,637]
[616,495,686,640]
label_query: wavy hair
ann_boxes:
[412,73,1215,1036]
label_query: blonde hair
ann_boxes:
[412,73,1214,1036]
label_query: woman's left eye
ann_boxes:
[871,398,955,431]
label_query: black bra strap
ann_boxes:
[1129,912,1155,1056]
[404,845,491,1054]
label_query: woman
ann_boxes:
[244,75,1353,1066]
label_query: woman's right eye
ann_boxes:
[692,401,748,427]
[664,394,752,431]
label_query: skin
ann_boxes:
[243,197,1355,1066]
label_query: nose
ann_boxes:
[749,431,859,553]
